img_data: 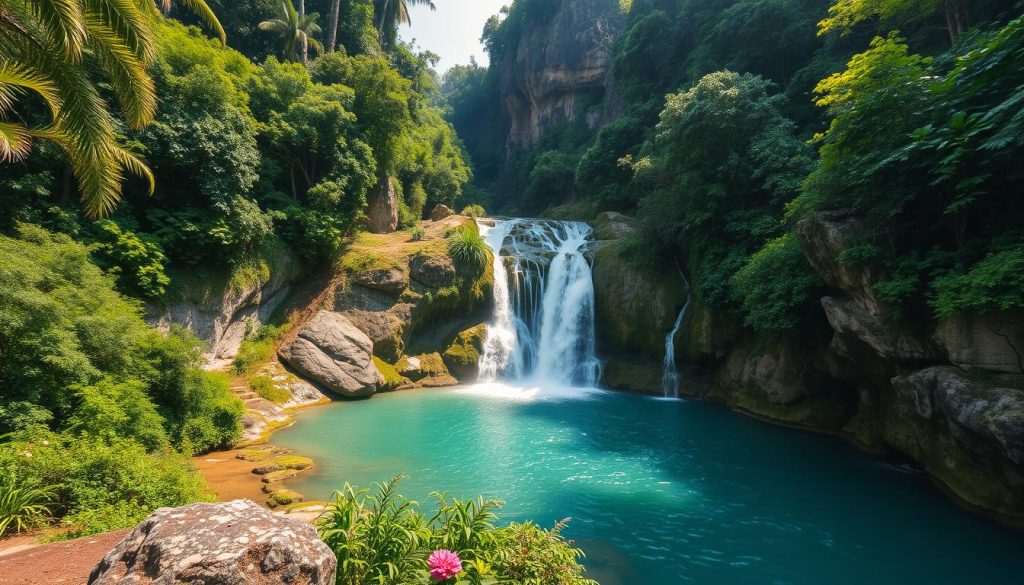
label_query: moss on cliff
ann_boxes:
[443,324,488,381]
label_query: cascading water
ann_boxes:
[661,271,691,398]
[477,219,602,386]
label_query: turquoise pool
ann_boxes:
[274,384,1024,584]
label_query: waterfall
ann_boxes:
[661,270,691,398]
[477,219,602,387]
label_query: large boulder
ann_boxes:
[591,211,634,240]
[430,204,454,221]
[409,252,457,289]
[88,500,335,585]
[279,311,383,398]
[934,311,1024,374]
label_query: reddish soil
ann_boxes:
[0,530,129,585]
[192,449,269,505]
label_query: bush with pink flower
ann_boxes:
[317,476,596,585]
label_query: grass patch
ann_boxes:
[250,375,292,404]
[233,323,289,374]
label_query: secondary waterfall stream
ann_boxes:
[661,270,691,398]
[477,219,601,386]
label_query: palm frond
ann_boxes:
[112,145,154,194]
[258,19,290,33]
[83,15,155,129]
[173,0,225,44]
[82,0,156,63]
[0,121,33,162]
[0,61,62,117]
[27,0,87,61]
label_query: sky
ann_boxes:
[397,0,508,73]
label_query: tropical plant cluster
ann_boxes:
[0,0,471,541]
[444,0,1024,336]
[318,477,596,585]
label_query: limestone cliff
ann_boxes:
[500,0,624,147]
[590,210,1024,525]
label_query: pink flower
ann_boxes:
[427,549,462,582]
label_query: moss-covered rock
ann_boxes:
[602,358,664,395]
[266,489,305,508]
[260,469,300,483]
[374,356,410,391]
[252,455,314,475]
[395,352,449,380]
[443,323,487,381]
[591,241,688,359]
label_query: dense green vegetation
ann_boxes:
[0,0,472,540]
[445,0,1024,336]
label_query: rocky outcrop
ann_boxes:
[395,352,449,381]
[500,0,624,146]
[367,176,399,234]
[591,211,633,240]
[887,367,1024,519]
[148,250,297,368]
[443,324,487,380]
[934,311,1024,374]
[88,500,335,585]
[279,311,383,398]
[591,241,688,360]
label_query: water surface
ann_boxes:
[276,384,1024,584]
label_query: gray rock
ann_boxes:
[934,311,1024,374]
[354,266,408,294]
[430,204,454,221]
[147,250,296,368]
[796,211,881,307]
[88,499,335,585]
[279,311,383,397]
[822,296,939,362]
[409,253,456,288]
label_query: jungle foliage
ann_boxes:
[444,0,1024,334]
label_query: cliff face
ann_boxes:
[590,211,1024,526]
[500,0,624,147]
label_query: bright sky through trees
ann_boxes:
[399,0,507,72]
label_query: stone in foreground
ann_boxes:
[279,311,384,397]
[88,499,335,585]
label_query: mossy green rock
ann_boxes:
[374,356,411,390]
[267,489,304,508]
[443,323,487,381]
[395,352,449,380]
[602,358,664,395]
[252,455,313,475]
[591,242,688,359]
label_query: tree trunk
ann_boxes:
[943,0,968,44]
[299,0,309,63]
[327,0,341,52]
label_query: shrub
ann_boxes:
[0,476,54,537]
[0,431,210,539]
[447,227,489,273]
[234,322,288,374]
[250,375,292,404]
[410,224,426,241]
[730,234,824,333]
[318,478,595,585]
[931,246,1024,318]
[461,204,487,218]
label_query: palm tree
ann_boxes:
[260,0,323,63]
[157,0,226,45]
[326,0,340,53]
[373,0,435,40]
[0,0,161,218]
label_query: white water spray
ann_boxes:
[477,219,602,386]
[661,270,691,398]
